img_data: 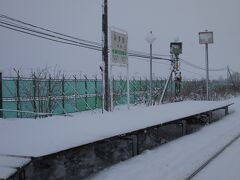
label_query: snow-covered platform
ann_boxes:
[0,155,30,180]
[0,100,233,179]
[91,98,240,180]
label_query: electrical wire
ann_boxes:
[180,58,227,72]
[0,24,102,51]
[0,14,101,46]
[0,19,102,50]
[0,13,172,61]
[180,68,205,78]
[129,56,171,65]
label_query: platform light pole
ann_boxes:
[199,30,214,101]
[145,31,156,105]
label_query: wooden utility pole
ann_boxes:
[102,0,110,111]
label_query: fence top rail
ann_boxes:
[0,109,72,117]
[2,75,169,81]
[5,75,227,83]
[2,76,102,81]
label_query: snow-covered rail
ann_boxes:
[186,132,240,180]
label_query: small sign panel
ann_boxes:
[111,30,128,65]
[170,42,182,55]
[199,31,214,44]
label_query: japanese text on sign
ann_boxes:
[111,30,128,65]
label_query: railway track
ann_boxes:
[186,132,240,180]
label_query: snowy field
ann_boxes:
[90,97,240,180]
[0,99,235,179]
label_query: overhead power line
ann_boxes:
[180,58,227,72]
[129,56,171,66]
[0,14,172,62]
[181,68,205,78]
[0,14,101,46]
[0,23,102,51]
[0,19,102,50]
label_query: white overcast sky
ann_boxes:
[0,0,240,79]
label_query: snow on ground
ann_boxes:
[90,97,240,180]
[194,134,240,180]
[0,100,232,157]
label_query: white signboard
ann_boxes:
[111,30,128,65]
[199,31,214,44]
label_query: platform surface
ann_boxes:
[0,100,233,158]
[91,97,240,180]
[0,100,233,179]
[0,156,30,180]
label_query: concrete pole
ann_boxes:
[146,31,156,105]
[127,63,130,109]
[205,43,209,100]
[150,43,153,105]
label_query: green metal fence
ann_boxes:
[1,74,234,118]
[1,75,167,118]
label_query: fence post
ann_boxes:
[158,77,161,101]
[48,76,52,115]
[145,78,148,104]
[38,76,42,113]
[139,77,142,91]
[139,77,142,104]
[146,78,148,91]
[120,75,123,103]
[0,72,3,118]
[16,72,21,118]
[133,77,136,104]
[74,75,78,111]
[112,76,115,107]
[95,76,97,109]
[33,73,37,118]
[62,75,65,114]
[84,75,88,110]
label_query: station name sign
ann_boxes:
[111,30,128,65]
